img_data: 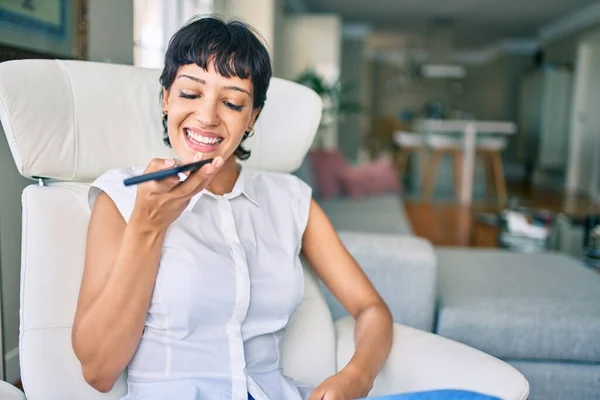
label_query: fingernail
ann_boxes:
[164,159,176,167]
[216,157,224,168]
[194,153,203,162]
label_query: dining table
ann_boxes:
[414,119,517,205]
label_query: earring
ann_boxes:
[245,127,255,138]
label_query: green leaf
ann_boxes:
[293,68,363,120]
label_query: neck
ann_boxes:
[205,156,239,195]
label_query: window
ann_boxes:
[134,0,214,68]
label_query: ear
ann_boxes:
[248,106,263,130]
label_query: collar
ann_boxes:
[185,163,259,211]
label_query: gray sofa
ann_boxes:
[294,157,600,400]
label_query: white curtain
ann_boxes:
[134,0,214,68]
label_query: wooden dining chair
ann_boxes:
[424,133,464,200]
[392,130,427,187]
[476,137,508,204]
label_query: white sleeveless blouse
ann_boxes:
[88,164,314,400]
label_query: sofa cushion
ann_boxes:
[308,149,348,198]
[317,194,413,235]
[339,155,400,199]
[339,163,375,198]
[325,232,438,332]
[506,361,600,400]
[435,248,600,362]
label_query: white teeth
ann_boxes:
[186,129,222,145]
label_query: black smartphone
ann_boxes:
[123,158,215,186]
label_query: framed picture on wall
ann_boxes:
[0,0,87,62]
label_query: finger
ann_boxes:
[196,156,221,177]
[143,157,178,173]
[183,153,203,176]
[135,158,182,193]
[170,156,224,198]
[164,158,177,168]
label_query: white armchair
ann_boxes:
[0,60,529,400]
[0,380,25,400]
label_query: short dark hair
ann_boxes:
[159,15,272,160]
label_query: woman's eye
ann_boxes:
[179,91,198,99]
[225,101,243,111]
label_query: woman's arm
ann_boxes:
[72,191,166,393]
[301,199,393,399]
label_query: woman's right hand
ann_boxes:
[74,153,223,392]
[130,154,224,232]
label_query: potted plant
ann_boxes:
[294,68,362,147]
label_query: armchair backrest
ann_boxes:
[0,59,335,399]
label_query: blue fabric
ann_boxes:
[247,389,498,399]
[362,390,501,399]
[246,389,498,399]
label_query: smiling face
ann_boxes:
[162,62,261,165]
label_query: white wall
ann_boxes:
[278,14,342,148]
[278,15,341,82]
[226,0,275,54]
[567,30,600,197]
[88,0,134,64]
[214,0,278,68]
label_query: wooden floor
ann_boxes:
[404,180,600,247]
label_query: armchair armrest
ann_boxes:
[334,317,529,400]
[0,381,25,400]
[323,232,437,332]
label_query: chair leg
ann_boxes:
[395,148,411,179]
[424,150,442,200]
[478,151,496,199]
[451,149,463,200]
[418,147,429,198]
[491,151,507,205]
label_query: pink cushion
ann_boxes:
[370,154,401,193]
[309,149,349,198]
[339,165,375,198]
[339,155,400,199]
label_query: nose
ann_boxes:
[195,97,220,127]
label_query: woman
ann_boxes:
[72,15,393,400]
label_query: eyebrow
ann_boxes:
[222,85,251,96]
[178,74,251,97]
[178,74,205,84]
